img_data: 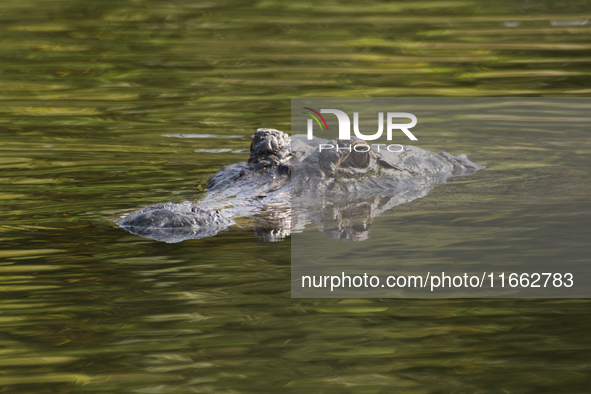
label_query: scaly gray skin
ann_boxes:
[117,128,483,243]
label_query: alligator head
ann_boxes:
[117,128,483,243]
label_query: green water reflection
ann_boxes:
[1,0,590,392]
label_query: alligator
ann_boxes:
[117,128,483,243]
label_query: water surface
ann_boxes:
[1,0,590,392]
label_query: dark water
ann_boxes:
[1,1,590,392]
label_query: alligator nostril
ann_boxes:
[268,136,279,153]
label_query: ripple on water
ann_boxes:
[162,134,244,139]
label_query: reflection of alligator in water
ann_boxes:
[117,128,483,243]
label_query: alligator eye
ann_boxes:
[347,150,370,168]
[278,164,291,176]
